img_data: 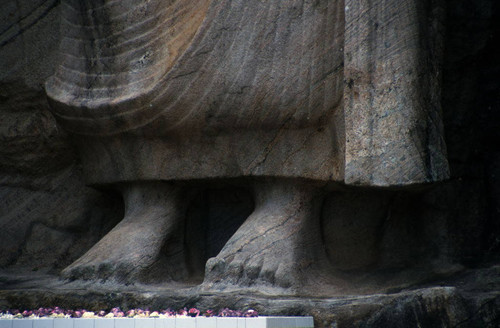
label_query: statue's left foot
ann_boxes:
[203,180,328,291]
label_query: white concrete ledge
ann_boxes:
[0,317,313,328]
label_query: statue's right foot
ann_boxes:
[61,182,186,284]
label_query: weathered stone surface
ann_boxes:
[46,0,346,183]
[38,0,454,288]
[61,182,189,284]
[0,0,124,272]
[1,266,499,327]
[203,180,333,292]
[343,0,449,186]
[0,0,498,326]
[44,0,449,186]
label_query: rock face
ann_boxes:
[45,0,449,186]
[0,0,499,326]
[42,0,452,288]
[343,0,449,185]
[0,0,124,272]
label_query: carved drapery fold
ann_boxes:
[46,0,449,187]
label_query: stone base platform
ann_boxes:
[0,266,499,328]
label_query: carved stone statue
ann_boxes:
[3,0,500,325]
[43,0,449,293]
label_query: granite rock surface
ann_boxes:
[0,0,498,326]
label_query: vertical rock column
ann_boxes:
[344,0,449,186]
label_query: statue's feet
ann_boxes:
[204,180,328,291]
[62,182,186,284]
